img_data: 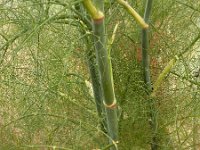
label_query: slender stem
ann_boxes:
[142,0,153,92]
[142,28,152,92]
[83,1,119,149]
[74,3,106,132]
[142,0,153,91]
[141,1,158,150]
[117,0,149,29]
[152,32,200,97]
[85,37,106,131]
[93,15,118,149]
[151,58,176,97]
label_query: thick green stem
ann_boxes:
[74,3,106,132]
[93,18,118,148]
[142,28,152,92]
[83,0,104,20]
[142,0,158,150]
[86,37,106,131]
[142,0,153,92]
[83,1,119,148]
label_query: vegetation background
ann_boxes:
[0,0,200,149]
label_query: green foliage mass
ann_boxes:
[0,0,200,149]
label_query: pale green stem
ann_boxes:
[152,32,200,97]
[117,0,149,28]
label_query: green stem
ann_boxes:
[85,37,106,131]
[117,0,149,29]
[93,18,118,149]
[83,1,119,149]
[141,0,158,150]
[151,58,176,97]
[152,32,200,97]
[74,3,105,131]
[142,0,153,92]
[142,28,152,92]
[82,0,104,20]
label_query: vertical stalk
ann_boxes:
[74,3,106,132]
[83,0,119,148]
[142,0,153,90]
[141,0,158,150]
[92,3,118,148]
[85,37,106,131]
